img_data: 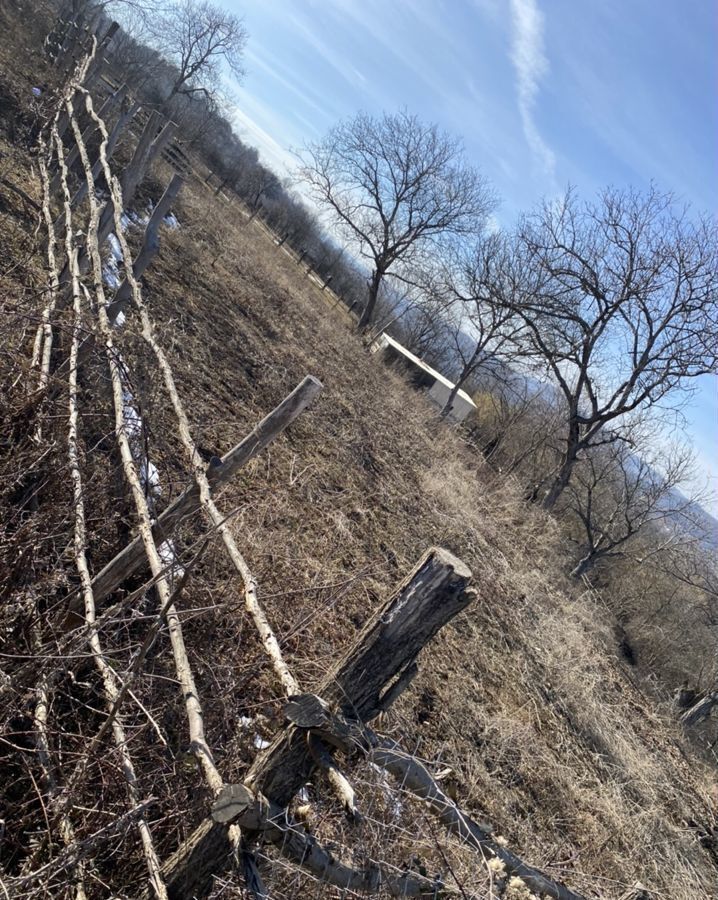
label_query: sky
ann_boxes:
[218,0,718,510]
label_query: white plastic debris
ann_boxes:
[107,232,123,262]
[253,734,271,750]
[102,262,120,289]
[237,715,253,729]
[140,459,161,497]
[121,389,142,440]
[158,539,185,579]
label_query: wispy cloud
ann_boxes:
[509,0,555,176]
[231,98,297,176]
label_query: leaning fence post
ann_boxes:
[108,173,184,318]
[157,548,473,899]
[246,547,474,806]
[84,376,323,606]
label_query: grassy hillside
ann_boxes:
[0,6,716,898]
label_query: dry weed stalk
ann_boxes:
[52,112,168,898]
[66,89,223,797]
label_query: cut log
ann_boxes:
[681,690,718,727]
[87,376,322,605]
[246,547,474,807]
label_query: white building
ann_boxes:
[371,333,477,424]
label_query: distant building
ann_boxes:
[371,333,477,423]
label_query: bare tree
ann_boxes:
[149,0,247,102]
[564,431,700,578]
[296,110,496,331]
[436,233,524,419]
[513,186,718,510]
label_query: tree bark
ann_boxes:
[681,691,718,728]
[160,549,473,897]
[542,431,581,510]
[358,267,383,331]
[246,548,474,807]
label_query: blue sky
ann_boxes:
[219,0,717,509]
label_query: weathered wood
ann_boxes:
[378,659,419,711]
[161,784,443,899]
[681,690,718,727]
[88,376,323,605]
[94,113,176,252]
[56,124,167,897]
[63,92,137,217]
[109,173,184,316]
[307,732,361,821]
[371,742,586,900]
[283,697,586,900]
[50,83,126,193]
[246,548,474,808]
[158,551,471,897]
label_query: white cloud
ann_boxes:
[509,0,555,176]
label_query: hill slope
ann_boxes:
[0,8,716,898]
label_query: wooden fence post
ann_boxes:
[108,174,184,318]
[85,376,323,606]
[157,549,474,897]
[247,547,474,806]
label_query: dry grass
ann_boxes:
[0,9,716,896]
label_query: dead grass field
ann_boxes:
[0,5,716,897]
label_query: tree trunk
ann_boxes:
[358,267,383,331]
[542,427,581,510]
[440,348,479,420]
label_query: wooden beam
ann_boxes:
[88,376,322,605]
[246,547,474,807]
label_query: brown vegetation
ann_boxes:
[0,4,716,899]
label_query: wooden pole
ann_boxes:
[50,83,127,193]
[159,550,473,896]
[87,376,323,605]
[247,547,474,807]
[109,174,184,316]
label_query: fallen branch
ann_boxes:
[160,784,444,899]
